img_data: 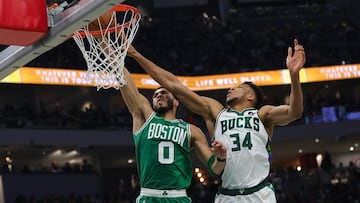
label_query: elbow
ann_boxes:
[291,108,303,120]
[293,112,303,120]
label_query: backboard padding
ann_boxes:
[0,0,126,80]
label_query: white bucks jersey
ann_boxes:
[215,108,272,189]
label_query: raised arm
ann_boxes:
[190,125,226,175]
[96,37,153,133]
[260,39,306,131]
[127,45,223,127]
[120,67,153,133]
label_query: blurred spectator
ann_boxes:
[81,159,94,172]
[51,160,62,173]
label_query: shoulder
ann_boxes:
[258,105,275,122]
[189,124,202,133]
[189,124,206,139]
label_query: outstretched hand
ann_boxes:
[212,140,227,160]
[286,39,306,76]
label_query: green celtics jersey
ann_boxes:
[134,112,193,190]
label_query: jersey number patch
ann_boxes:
[158,141,174,164]
[229,132,253,151]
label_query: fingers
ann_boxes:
[293,39,304,52]
[212,141,222,150]
[294,39,299,46]
[294,44,305,61]
[212,140,226,151]
[295,45,305,53]
[212,140,222,147]
[212,140,227,159]
[290,39,305,57]
[287,46,293,58]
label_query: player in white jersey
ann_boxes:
[127,39,306,202]
[214,107,276,202]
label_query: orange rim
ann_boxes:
[75,4,140,38]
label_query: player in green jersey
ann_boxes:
[119,67,227,203]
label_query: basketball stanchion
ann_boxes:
[72,4,141,90]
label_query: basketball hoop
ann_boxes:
[72,4,141,90]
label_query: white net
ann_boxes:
[72,5,141,90]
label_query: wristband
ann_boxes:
[217,157,226,162]
[207,154,217,176]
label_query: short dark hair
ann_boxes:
[153,87,178,100]
[243,81,264,109]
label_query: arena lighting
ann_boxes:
[127,159,134,164]
[298,149,303,153]
[69,158,82,164]
[66,150,79,156]
[349,146,355,151]
[5,156,12,163]
[194,167,200,173]
[81,101,94,112]
[197,172,203,178]
[316,154,323,167]
[49,149,64,157]
[315,138,320,143]
[331,179,339,184]
[202,12,209,19]
[296,166,302,171]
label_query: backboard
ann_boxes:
[0,0,126,80]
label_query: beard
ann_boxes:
[153,100,174,114]
[226,97,237,106]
